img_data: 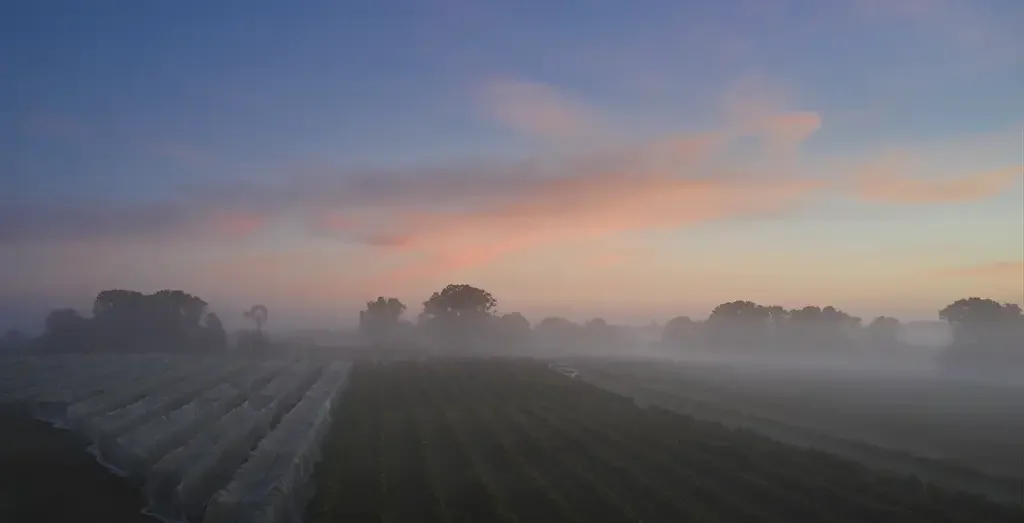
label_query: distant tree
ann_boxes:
[92,289,209,352]
[709,300,770,323]
[497,312,532,349]
[243,305,269,336]
[662,316,696,348]
[422,284,497,319]
[939,297,1020,327]
[534,317,582,352]
[867,316,901,346]
[202,312,228,351]
[420,284,497,348]
[938,298,1022,369]
[2,329,26,350]
[360,297,407,342]
[583,318,622,351]
[42,308,92,352]
[708,301,770,349]
[785,305,860,348]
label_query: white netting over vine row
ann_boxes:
[0,353,352,523]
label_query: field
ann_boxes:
[568,358,1024,483]
[0,406,156,522]
[306,358,1024,523]
[0,353,351,523]
[3,353,1023,523]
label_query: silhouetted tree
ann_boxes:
[42,308,92,352]
[939,297,1023,369]
[2,329,27,351]
[534,317,582,352]
[708,300,770,349]
[360,297,407,343]
[243,304,268,336]
[202,312,228,351]
[583,318,622,351]
[497,312,532,349]
[420,284,497,349]
[90,289,209,352]
[662,316,698,348]
[784,305,860,349]
[867,316,901,346]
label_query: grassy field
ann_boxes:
[306,358,1024,523]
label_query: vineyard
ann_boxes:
[307,358,1024,523]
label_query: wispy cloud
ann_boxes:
[942,261,1024,279]
[7,77,1021,285]
[477,78,605,142]
[849,0,1023,65]
[852,160,1023,204]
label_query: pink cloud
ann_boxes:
[209,211,266,238]
[477,78,604,141]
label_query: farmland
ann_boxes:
[0,352,351,523]
[2,353,1022,523]
[306,358,1024,523]
[567,357,1024,487]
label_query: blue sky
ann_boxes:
[1,0,1021,330]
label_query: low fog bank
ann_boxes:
[2,285,1021,384]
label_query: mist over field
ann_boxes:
[3,0,1024,521]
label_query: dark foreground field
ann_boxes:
[0,406,156,523]
[306,358,1024,523]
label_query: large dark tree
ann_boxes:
[360,297,407,342]
[420,284,497,348]
[707,300,771,349]
[91,289,209,352]
[422,284,497,318]
[939,297,1022,369]
[35,289,225,353]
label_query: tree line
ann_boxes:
[1,284,1021,368]
[357,284,1024,365]
[1,289,273,353]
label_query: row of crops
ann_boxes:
[567,358,1024,503]
[0,353,351,523]
[307,358,1024,523]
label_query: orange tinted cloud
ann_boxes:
[853,164,1023,204]
[369,173,824,285]
[358,77,832,282]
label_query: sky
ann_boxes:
[1,0,1022,330]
